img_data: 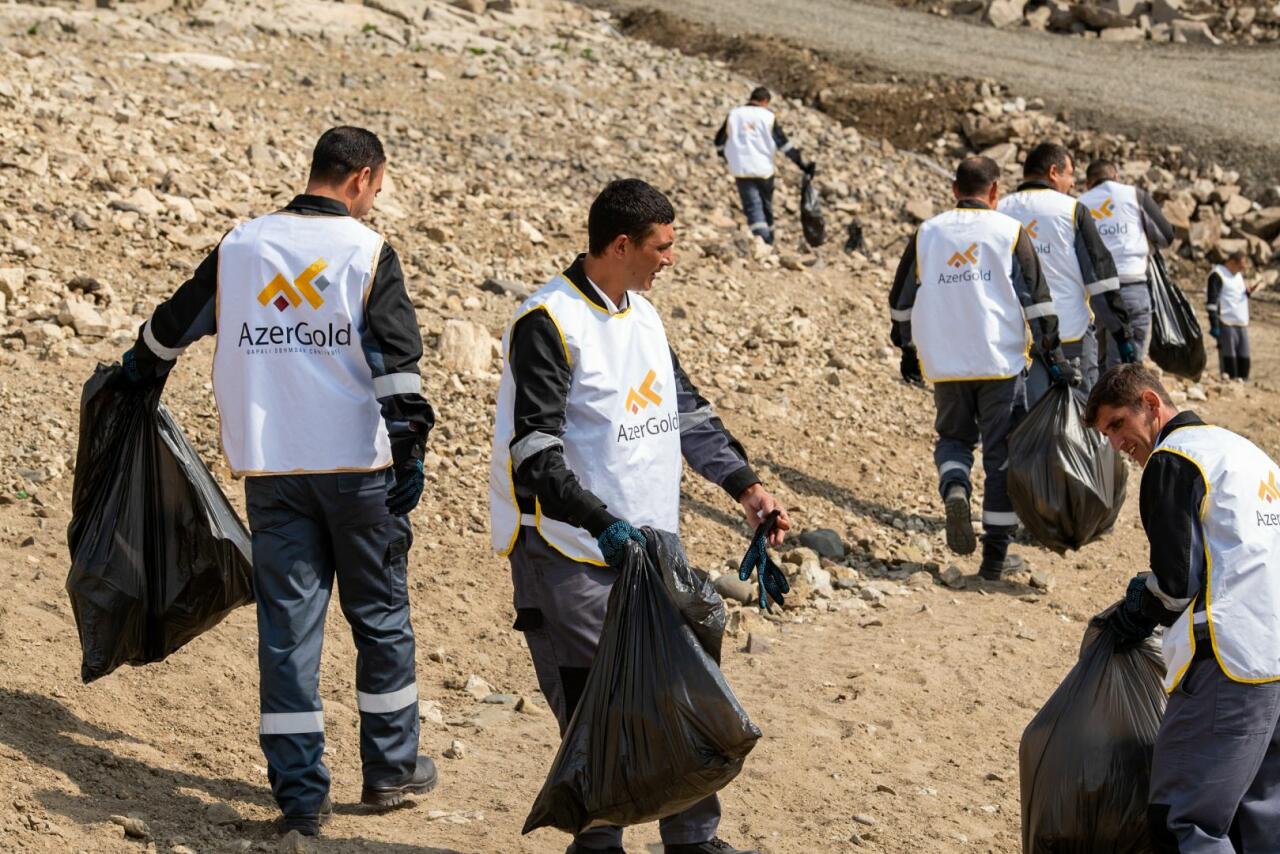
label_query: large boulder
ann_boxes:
[438,319,495,374]
[984,0,1026,28]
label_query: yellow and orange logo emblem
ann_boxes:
[1026,219,1039,239]
[1259,472,1280,503]
[624,370,663,415]
[947,242,979,269]
[258,258,330,312]
[1090,198,1115,220]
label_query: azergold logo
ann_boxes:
[258,258,330,312]
[624,369,663,415]
[1026,219,1039,239]
[947,243,979,269]
[1090,198,1115,220]
[1259,472,1280,503]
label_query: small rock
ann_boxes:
[798,528,845,558]
[58,300,109,338]
[482,693,517,705]
[204,801,241,827]
[1186,385,1208,401]
[278,829,307,853]
[463,674,493,700]
[443,738,467,759]
[451,0,486,11]
[745,633,772,654]
[438,319,494,374]
[109,188,164,218]
[904,198,934,222]
[940,566,965,589]
[853,813,878,827]
[1029,568,1054,590]
[109,815,150,839]
[0,267,24,299]
[419,699,445,725]
[906,570,933,589]
[515,695,544,715]
[713,574,756,605]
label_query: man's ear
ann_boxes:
[1140,388,1162,412]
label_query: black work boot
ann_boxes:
[566,844,626,854]
[944,485,977,556]
[978,541,1024,581]
[361,755,439,810]
[665,839,759,854]
[279,795,332,837]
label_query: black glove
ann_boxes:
[119,347,172,388]
[738,510,790,612]
[899,345,924,386]
[386,458,424,516]
[803,161,817,176]
[1117,337,1138,364]
[1105,575,1158,650]
[597,520,646,568]
[1046,351,1080,388]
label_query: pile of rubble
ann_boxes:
[953,0,1280,45]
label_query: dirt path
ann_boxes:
[592,0,1280,188]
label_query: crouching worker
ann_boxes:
[488,179,790,854]
[1086,363,1280,853]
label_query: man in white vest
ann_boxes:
[998,142,1138,400]
[889,156,1077,580]
[1085,363,1280,852]
[714,86,813,245]
[1079,160,1175,370]
[489,179,790,854]
[1207,249,1259,381]
[120,127,438,836]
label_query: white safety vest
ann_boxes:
[488,275,682,565]
[722,105,779,179]
[1155,424,1280,693]
[912,208,1033,382]
[998,189,1096,343]
[1079,181,1150,283]
[1213,265,1249,326]
[212,212,391,476]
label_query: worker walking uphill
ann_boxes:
[714,86,814,245]
[1086,364,1280,853]
[1079,159,1175,369]
[1207,249,1259,381]
[121,127,438,836]
[998,142,1136,399]
[489,179,790,854]
[889,156,1076,580]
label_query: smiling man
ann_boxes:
[1085,363,1280,852]
[488,179,788,854]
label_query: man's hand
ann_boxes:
[386,458,424,516]
[1047,351,1081,388]
[119,347,173,388]
[1209,323,1221,339]
[738,483,791,547]
[1104,575,1158,651]
[596,520,647,568]
[899,345,924,386]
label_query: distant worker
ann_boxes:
[489,179,790,854]
[1078,160,1175,369]
[1086,364,1280,853]
[1207,248,1259,381]
[998,142,1136,399]
[121,127,438,836]
[714,86,814,245]
[889,156,1077,580]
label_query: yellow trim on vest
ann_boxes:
[508,304,572,368]
[498,456,521,557]
[1166,594,1199,695]
[559,274,633,319]
[534,498,607,567]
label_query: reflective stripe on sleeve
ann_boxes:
[982,510,1019,527]
[1146,573,1193,612]
[143,318,188,361]
[260,710,324,735]
[679,406,715,435]
[890,307,913,322]
[511,431,563,470]
[357,683,418,715]
[1085,277,1120,296]
[938,460,969,478]
[372,372,422,399]
[1023,302,1056,320]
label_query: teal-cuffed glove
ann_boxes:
[1118,338,1138,364]
[597,520,646,568]
[386,458,424,516]
[738,509,790,612]
[1105,575,1158,651]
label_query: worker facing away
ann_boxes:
[998,141,1136,401]
[889,156,1076,580]
[1086,364,1280,853]
[121,127,438,836]
[1207,249,1259,381]
[489,178,790,854]
[714,86,814,245]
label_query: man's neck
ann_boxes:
[303,183,349,206]
[581,254,628,309]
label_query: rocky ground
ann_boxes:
[1,1,1279,852]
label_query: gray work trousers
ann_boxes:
[1148,655,1280,853]
[1026,329,1099,406]
[245,470,419,818]
[933,376,1025,545]
[1219,325,1251,379]
[735,177,775,244]
[508,527,721,849]
[1095,281,1153,370]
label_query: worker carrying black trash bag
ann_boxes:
[489,178,791,854]
[800,165,825,248]
[1086,364,1280,852]
[1147,249,1207,382]
[888,155,1077,581]
[67,364,254,684]
[1020,602,1166,853]
[1006,384,1128,554]
[119,127,440,837]
[523,531,760,839]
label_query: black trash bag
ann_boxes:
[1148,250,1206,381]
[647,529,727,664]
[1007,384,1128,554]
[1020,604,1166,853]
[800,172,826,247]
[523,532,760,836]
[67,364,254,683]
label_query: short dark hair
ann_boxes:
[954,156,1000,197]
[587,179,676,256]
[308,126,386,185]
[1086,159,1118,186]
[749,86,771,103]
[1227,248,1248,263]
[1084,364,1174,427]
[1024,142,1071,179]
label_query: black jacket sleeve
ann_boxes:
[714,119,728,159]
[1074,204,1131,340]
[1137,448,1207,625]
[508,308,616,538]
[1206,271,1224,324]
[363,241,434,464]
[1139,188,1174,248]
[670,347,759,498]
[131,242,221,375]
[888,232,920,348]
[1011,228,1062,358]
[772,120,805,169]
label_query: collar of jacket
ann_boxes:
[1159,410,1206,444]
[1016,179,1055,192]
[284,194,350,217]
[955,198,991,210]
[563,254,608,310]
